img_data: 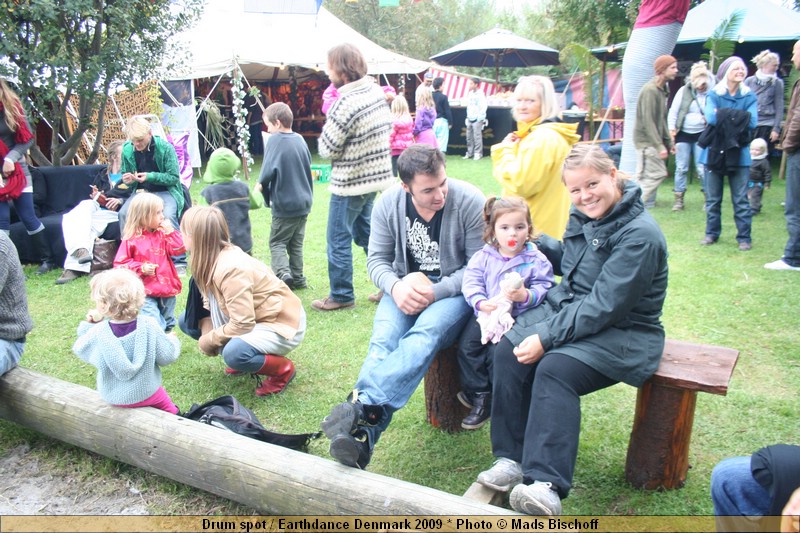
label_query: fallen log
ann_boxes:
[0,367,510,516]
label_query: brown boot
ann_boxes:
[672,191,685,211]
[254,355,296,396]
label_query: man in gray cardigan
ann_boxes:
[321,145,485,469]
[0,232,33,376]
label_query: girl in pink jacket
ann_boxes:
[114,192,185,332]
[389,95,414,177]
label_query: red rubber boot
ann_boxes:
[254,355,296,396]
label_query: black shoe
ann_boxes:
[329,429,372,469]
[55,269,84,285]
[321,401,361,441]
[461,392,491,430]
[457,391,474,409]
[280,272,295,289]
[35,261,56,275]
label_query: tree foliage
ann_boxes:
[324,0,499,65]
[545,0,634,49]
[0,0,203,165]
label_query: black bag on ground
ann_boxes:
[182,395,320,451]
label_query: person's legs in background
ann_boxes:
[728,167,753,249]
[703,169,724,244]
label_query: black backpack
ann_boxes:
[182,395,321,452]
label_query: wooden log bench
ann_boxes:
[0,367,511,516]
[424,339,739,502]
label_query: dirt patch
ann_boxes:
[0,444,254,515]
[0,444,149,515]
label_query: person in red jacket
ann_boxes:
[114,192,184,332]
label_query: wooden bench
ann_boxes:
[424,338,739,501]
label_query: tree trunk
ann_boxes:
[424,345,468,433]
[0,367,507,516]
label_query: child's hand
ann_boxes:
[159,219,173,234]
[141,262,158,276]
[254,183,262,193]
[504,287,529,303]
[478,300,497,313]
[86,309,104,323]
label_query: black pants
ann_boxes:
[490,339,617,498]
[457,318,492,394]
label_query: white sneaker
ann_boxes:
[462,154,472,160]
[476,458,523,492]
[473,154,482,161]
[510,481,562,516]
[764,259,800,271]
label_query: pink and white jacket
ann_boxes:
[389,115,414,156]
[114,229,185,298]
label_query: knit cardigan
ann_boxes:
[73,316,180,405]
[318,77,394,197]
[0,232,32,341]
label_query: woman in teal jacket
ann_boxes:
[699,56,758,251]
[475,144,669,516]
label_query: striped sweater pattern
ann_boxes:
[319,76,394,196]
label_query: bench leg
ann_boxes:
[424,345,468,433]
[625,381,697,490]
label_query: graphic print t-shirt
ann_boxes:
[405,194,442,279]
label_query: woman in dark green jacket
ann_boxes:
[475,144,669,516]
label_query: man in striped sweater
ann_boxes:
[312,43,394,311]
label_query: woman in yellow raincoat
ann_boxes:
[491,76,581,239]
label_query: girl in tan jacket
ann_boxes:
[180,206,305,396]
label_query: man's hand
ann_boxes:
[391,278,434,315]
[513,334,545,365]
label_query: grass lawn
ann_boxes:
[1,151,798,515]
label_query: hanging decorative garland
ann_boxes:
[231,65,253,176]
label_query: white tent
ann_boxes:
[167,0,430,80]
[676,0,800,44]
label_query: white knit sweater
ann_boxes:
[318,76,394,196]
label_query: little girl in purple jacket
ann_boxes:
[413,86,438,149]
[456,196,555,431]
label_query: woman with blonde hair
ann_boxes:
[491,75,580,239]
[179,205,306,396]
[0,79,54,274]
[667,61,714,211]
[744,50,784,152]
[475,144,668,516]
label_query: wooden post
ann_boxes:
[424,345,469,433]
[625,381,697,489]
[0,367,509,516]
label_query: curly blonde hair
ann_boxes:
[752,50,780,70]
[90,269,145,322]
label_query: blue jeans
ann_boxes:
[0,192,43,232]
[705,167,752,243]
[0,339,24,376]
[783,151,800,266]
[326,193,375,303]
[674,141,703,193]
[140,296,176,331]
[355,294,472,446]
[711,456,772,532]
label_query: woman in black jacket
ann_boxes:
[474,144,669,516]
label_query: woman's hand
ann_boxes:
[122,172,136,184]
[104,198,122,211]
[198,333,219,356]
[2,159,13,177]
[134,172,148,183]
[770,131,780,143]
[513,334,545,365]
[503,132,519,143]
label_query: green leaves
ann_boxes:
[0,0,203,165]
[702,9,745,72]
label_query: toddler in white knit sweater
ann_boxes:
[72,269,180,414]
